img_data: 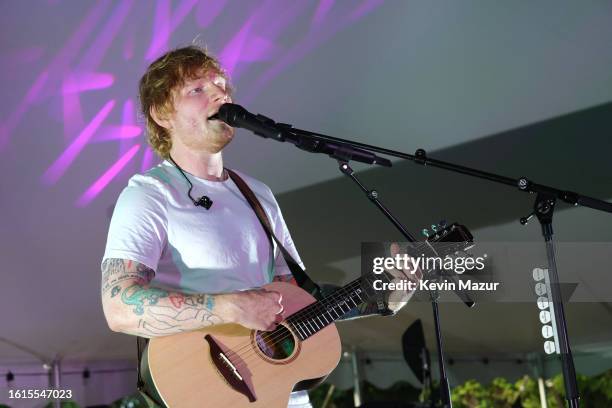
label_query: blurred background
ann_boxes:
[1,1,612,407]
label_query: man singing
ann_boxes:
[101,45,416,407]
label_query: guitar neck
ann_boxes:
[285,274,381,341]
[284,223,474,341]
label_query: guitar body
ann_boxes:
[142,282,342,407]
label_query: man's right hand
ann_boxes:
[226,289,284,331]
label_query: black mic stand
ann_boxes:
[279,125,612,407]
[291,138,612,408]
[220,106,612,407]
[337,160,459,408]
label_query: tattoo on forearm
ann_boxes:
[102,258,224,336]
[121,284,169,315]
[101,259,154,295]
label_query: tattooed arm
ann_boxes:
[101,259,285,338]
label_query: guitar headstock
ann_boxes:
[421,221,474,256]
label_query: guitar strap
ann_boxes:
[226,168,322,300]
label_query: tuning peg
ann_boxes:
[430,224,438,232]
[439,219,447,228]
[520,212,535,225]
[422,228,429,237]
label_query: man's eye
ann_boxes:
[190,87,203,94]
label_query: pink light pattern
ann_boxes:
[62,91,84,144]
[241,0,384,104]
[1,0,385,207]
[141,146,156,173]
[145,0,199,61]
[76,144,141,207]
[0,71,49,151]
[74,0,134,73]
[92,125,142,142]
[0,1,111,150]
[312,0,335,26]
[348,0,385,22]
[219,17,255,76]
[62,72,114,94]
[195,0,227,27]
[43,100,115,185]
[119,99,137,156]
[219,1,310,79]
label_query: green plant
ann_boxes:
[451,379,490,408]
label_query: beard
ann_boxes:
[171,117,235,154]
[204,122,234,153]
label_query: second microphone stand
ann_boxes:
[337,160,466,408]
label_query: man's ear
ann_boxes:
[150,106,171,129]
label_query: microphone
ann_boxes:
[210,103,287,141]
[211,103,392,167]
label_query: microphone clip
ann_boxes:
[195,195,213,210]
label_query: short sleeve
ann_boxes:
[102,177,167,272]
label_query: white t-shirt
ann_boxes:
[103,161,313,407]
[103,160,304,293]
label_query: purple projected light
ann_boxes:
[0,71,49,151]
[0,1,110,151]
[140,146,156,173]
[312,0,335,26]
[62,92,84,143]
[220,17,255,76]
[62,72,114,94]
[195,0,227,27]
[93,125,142,142]
[145,0,199,61]
[43,100,115,185]
[76,144,141,207]
[241,0,384,104]
[119,100,138,156]
[1,0,386,207]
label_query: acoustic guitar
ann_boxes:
[140,223,473,407]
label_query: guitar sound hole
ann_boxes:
[255,325,295,360]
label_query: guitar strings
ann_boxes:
[222,240,463,365]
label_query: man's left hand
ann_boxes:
[384,243,423,313]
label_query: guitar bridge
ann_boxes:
[204,335,256,402]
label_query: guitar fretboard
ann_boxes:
[285,272,388,341]
[284,228,472,341]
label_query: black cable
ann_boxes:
[168,155,214,209]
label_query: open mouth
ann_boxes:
[208,112,220,121]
